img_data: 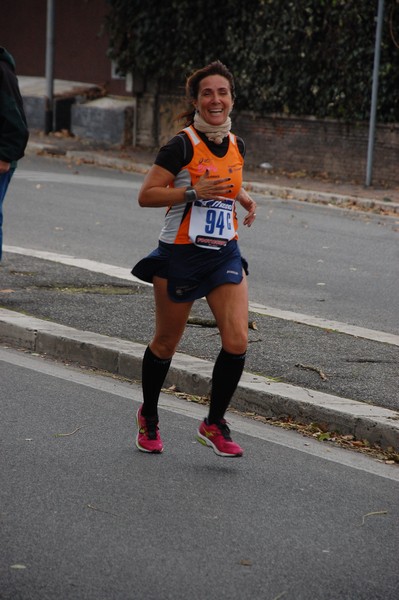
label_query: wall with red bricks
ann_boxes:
[234,113,399,186]
[0,0,127,95]
[155,96,398,186]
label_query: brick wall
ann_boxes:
[152,94,399,185]
[0,0,127,96]
[234,113,399,186]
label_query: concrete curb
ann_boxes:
[1,308,398,451]
[65,150,151,175]
[244,182,399,214]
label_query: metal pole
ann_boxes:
[366,0,384,186]
[45,0,55,134]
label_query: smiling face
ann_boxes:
[193,74,234,126]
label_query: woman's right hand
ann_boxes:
[193,169,234,199]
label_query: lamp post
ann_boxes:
[45,0,55,134]
[366,0,385,187]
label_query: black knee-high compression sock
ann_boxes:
[207,348,246,424]
[141,346,172,418]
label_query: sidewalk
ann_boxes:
[1,132,398,453]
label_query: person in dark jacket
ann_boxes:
[0,46,29,261]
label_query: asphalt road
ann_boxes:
[2,131,399,600]
[1,347,399,600]
[5,153,399,335]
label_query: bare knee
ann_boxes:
[150,335,179,359]
[221,331,248,355]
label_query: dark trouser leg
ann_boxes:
[0,169,14,262]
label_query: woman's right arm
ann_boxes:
[138,164,186,208]
[138,164,234,208]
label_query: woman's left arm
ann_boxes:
[236,187,257,227]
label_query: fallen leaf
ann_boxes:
[295,363,328,380]
[360,510,388,526]
[240,559,252,566]
[86,503,120,518]
[54,426,83,438]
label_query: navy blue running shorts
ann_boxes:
[132,239,249,303]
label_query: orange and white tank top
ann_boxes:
[159,126,244,248]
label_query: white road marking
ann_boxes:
[13,169,141,190]
[4,245,149,286]
[1,346,398,481]
[248,303,399,347]
[4,245,399,347]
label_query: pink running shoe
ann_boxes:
[197,418,243,457]
[136,405,163,453]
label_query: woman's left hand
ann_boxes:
[237,188,257,227]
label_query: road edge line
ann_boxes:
[1,308,398,451]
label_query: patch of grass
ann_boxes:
[37,284,139,295]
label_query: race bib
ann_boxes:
[189,198,236,250]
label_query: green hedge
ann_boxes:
[105,0,399,122]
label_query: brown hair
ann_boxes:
[178,60,235,126]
